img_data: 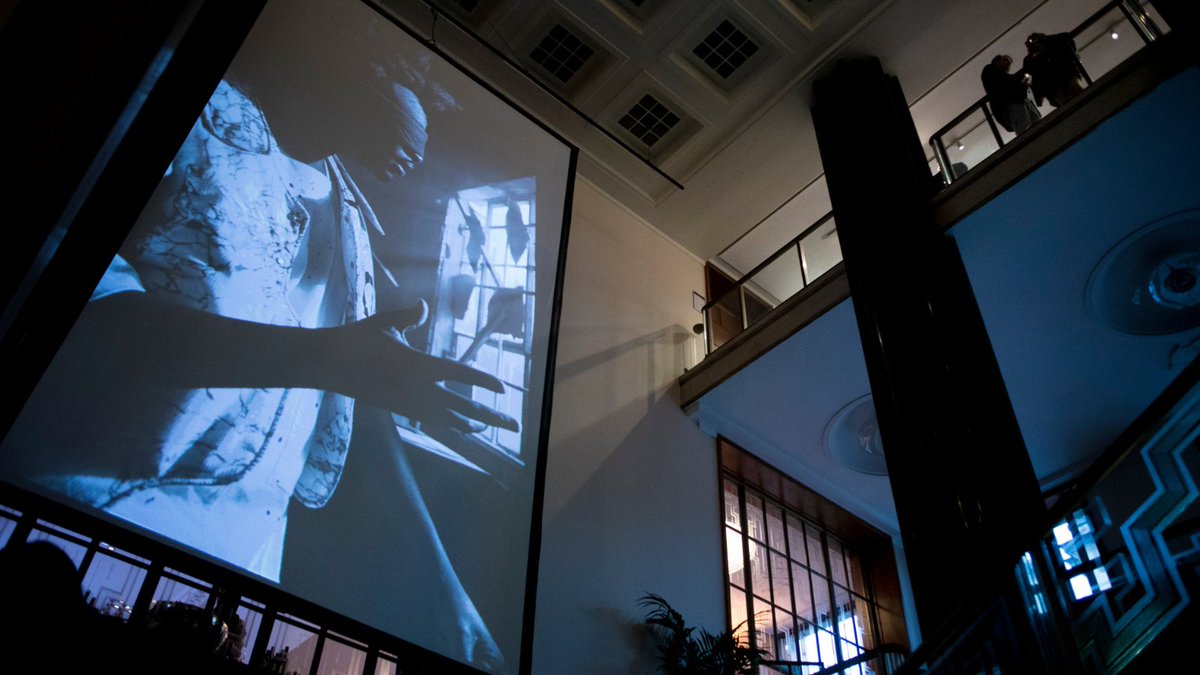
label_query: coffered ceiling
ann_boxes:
[382,0,1109,262]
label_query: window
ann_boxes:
[427,178,537,458]
[723,477,882,673]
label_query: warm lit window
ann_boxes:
[723,477,883,673]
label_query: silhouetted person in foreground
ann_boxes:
[981,54,1041,133]
[1024,32,1087,108]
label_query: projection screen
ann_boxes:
[0,0,574,672]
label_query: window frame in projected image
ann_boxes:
[0,1,576,673]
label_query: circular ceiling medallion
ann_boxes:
[822,394,887,475]
[1086,209,1200,335]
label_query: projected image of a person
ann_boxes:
[1,5,508,671]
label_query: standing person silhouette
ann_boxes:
[1024,32,1087,108]
[981,55,1041,133]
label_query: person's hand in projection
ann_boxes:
[322,300,519,433]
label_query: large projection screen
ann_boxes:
[0,0,574,672]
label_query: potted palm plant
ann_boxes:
[640,593,764,675]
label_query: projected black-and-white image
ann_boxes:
[0,0,573,672]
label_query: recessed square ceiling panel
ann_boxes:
[692,19,760,79]
[529,23,596,85]
[676,10,773,93]
[618,94,682,148]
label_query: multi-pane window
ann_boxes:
[723,478,880,674]
[431,178,537,457]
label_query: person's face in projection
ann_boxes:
[352,83,429,182]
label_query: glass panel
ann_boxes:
[162,567,212,588]
[851,593,877,650]
[786,516,807,566]
[799,217,841,283]
[846,549,866,595]
[748,539,771,601]
[81,551,147,620]
[26,530,87,568]
[317,638,367,675]
[796,618,823,671]
[730,586,749,641]
[766,504,786,552]
[937,107,1001,181]
[754,595,776,659]
[724,479,742,530]
[375,656,399,675]
[152,576,210,608]
[1075,5,1149,84]
[265,620,319,675]
[804,523,824,575]
[746,493,766,543]
[0,512,19,549]
[232,604,264,664]
[840,640,864,675]
[829,539,848,587]
[727,526,746,588]
[706,286,744,351]
[793,564,814,622]
[771,551,792,613]
[817,628,838,668]
[744,247,804,322]
[812,574,832,629]
[774,608,799,662]
[33,519,89,543]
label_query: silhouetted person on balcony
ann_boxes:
[1024,32,1087,108]
[981,55,1041,134]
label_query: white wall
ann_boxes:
[531,179,722,674]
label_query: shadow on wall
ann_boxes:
[536,385,721,674]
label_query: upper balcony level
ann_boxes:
[680,3,1200,537]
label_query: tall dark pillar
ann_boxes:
[811,58,1045,636]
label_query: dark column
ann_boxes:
[811,58,1045,636]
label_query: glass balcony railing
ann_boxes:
[702,212,840,354]
[930,0,1168,185]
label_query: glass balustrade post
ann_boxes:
[738,285,750,332]
[980,104,1005,149]
[1119,0,1161,42]
[796,242,808,288]
[930,137,953,186]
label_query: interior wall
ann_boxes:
[531,179,720,674]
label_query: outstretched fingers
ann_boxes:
[431,385,519,432]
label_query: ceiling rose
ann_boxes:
[1086,209,1200,335]
[823,394,888,475]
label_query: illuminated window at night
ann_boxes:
[723,478,882,673]
[1052,509,1112,601]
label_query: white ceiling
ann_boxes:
[397,0,1116,264]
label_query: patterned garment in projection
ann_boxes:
[30,80,378,580]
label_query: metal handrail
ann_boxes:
[892,353,1200,674]
[700,211,837,354]
[701,211,836,316]
[929,0,1163,184]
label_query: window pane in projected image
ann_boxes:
[0,0,574,671]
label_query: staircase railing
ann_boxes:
[930,0,1166,185]
[893,353,1200,674]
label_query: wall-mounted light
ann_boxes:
[1110,29,1120,40]
[955,139,966,151]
